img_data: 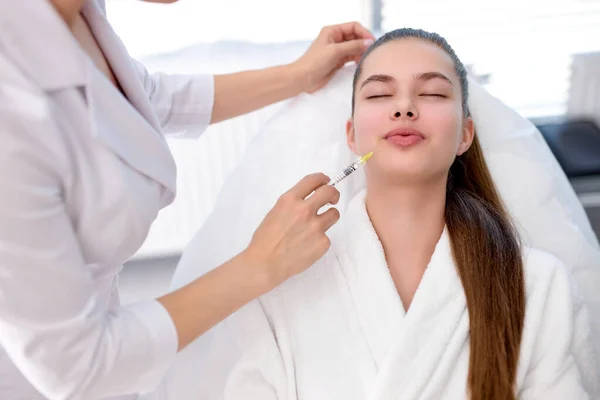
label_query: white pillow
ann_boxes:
[170,64,600,362]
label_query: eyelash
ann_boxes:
[366,95,391,99]
[366,94,447,99]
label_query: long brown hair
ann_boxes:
[352,29,525,400]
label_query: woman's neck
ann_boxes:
[365,176,447,273]
[50,0,86,29]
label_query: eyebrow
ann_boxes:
[360,74,394,89]
[359,71,454,90]
[416,71,454,86]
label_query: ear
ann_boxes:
[346,118,358,154]
[457,117,475,156]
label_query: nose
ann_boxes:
[390,98,418,121]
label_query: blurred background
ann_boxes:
[108,0,600,301]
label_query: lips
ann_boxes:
[384,128,425,147]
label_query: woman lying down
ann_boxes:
[155,28,599,400]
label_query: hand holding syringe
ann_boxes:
[328,140,380,187]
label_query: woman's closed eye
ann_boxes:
[420,93,447,98]
[366,94,392,99]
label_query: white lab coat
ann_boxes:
[0,0,214,399]
[146,189,599,399]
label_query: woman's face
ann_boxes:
[347,38,474,183]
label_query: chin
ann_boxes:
[367,158,427,182]
[373,153,455,184]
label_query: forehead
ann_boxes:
[360,38,457,82]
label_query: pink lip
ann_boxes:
[384,128,425,147]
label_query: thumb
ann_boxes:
[334,38,374,58]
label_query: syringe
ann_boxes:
[329,150,375,187]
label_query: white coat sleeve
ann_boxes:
[0,89,178,399]
[131,59,215,138]
[520,260,599,400]
[147,300,288,400]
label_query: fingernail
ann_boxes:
[363,39,374,46]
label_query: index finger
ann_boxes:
[286,173,331,199]
[337,21,375,41]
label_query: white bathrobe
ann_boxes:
[146,190,599,400]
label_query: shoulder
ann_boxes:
[0,51,49,119]
[522,247,577,296]
[520,246,589,345]
[0,53,68,179]
[0,47,77,179]
[521,247,588,321]
[0,47,56,139]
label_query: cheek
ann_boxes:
[419,102,463,150]
[352,106,388,151]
